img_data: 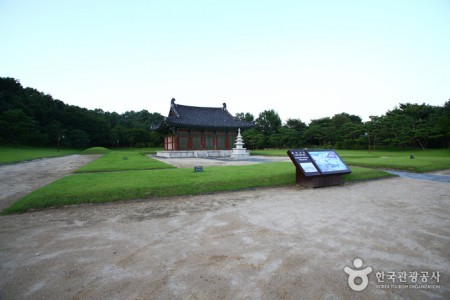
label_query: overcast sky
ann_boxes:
[1,0,449,123]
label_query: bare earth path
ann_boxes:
[0,156,449,298]
[0,175,449,299]
[0,155,100,211]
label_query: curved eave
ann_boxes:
[150,121,166,131]
[164,121,255,131]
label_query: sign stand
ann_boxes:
[287,149,351,188]
[295,170,344,188]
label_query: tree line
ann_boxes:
[1,77,449,149]
[239,101,449,149]
[0,77,163,148]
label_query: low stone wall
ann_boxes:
[156,150,232,158]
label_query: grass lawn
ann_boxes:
[76,150,174,172]
[5,147,441,214]
[0,146,80,164]
[2,164,392,214]
[250,149,290,156]
[340,149,450,172]
[251,149,450,172]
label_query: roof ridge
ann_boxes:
[175,103,226,110]
[155,100,255,130]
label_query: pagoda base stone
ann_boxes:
[230,148,250,159]
[156,150,232,158]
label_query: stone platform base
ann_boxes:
[156,150,232,158]
[230,148,250,159]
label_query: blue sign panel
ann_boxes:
[307,150,351,175]
[194,166,203,172]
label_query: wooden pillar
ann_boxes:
[188,130,192,150]
[201,130,205,150]
[213,130,219,150]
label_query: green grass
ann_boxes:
[76,151,174,172]
[341,154,450,173]
[251,149,450,172]
[336,149,450,172]
[250,149,288,156]
[2,163,392,214]
[0,146,80,164]
[109,147,164,155]
[0,146,164,165]
[82,147,111,154]
[341,166,394,182]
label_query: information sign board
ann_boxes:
[287,149,351,188]
[307,150,351,175]
[287,149,351,176]
[287,150,321,176]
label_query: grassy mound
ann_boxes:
[76,151,174,172]
[82,147,111,154]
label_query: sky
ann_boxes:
[1,0,449,123]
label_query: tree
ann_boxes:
[111,125,128,148]
[0,78,24,114]
[336,122,365,149]
[242,128,265,149]
[45,120,66,146]
[0,109,40,144]
[331,113,364,149]
[255,110,282,147]
[235,112,255,122]
[67,129,90,148]
[285,118,307,132]
[269,127,304,148]
[434,100,450,147]
[304,117,333,147]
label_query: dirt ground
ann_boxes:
[0,155,100,211]
[0,156,449,299]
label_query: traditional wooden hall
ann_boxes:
[154,99,255,157]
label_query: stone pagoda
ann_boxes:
[230,128,250,159]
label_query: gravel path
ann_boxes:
[385,169,450,183]
[0,155,100,211]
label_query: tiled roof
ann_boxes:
[155,100,255,130]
